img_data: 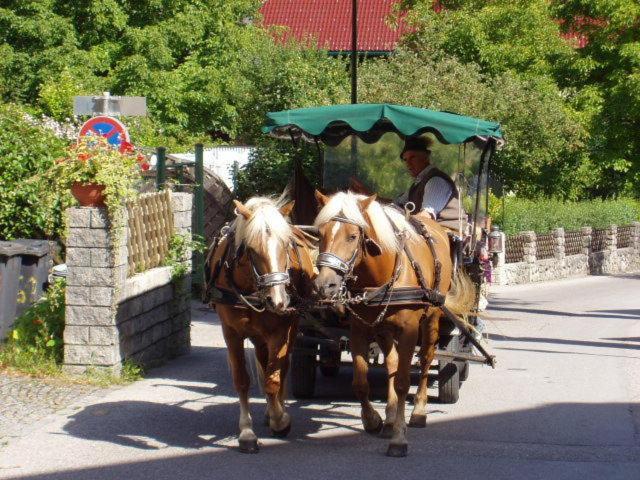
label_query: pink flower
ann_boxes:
[140,162,150,171]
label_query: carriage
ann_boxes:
[262,103,503,404]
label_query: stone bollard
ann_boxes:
[633,221,640,252]
[553,227,565,261]
[491,231,507,286]
[63,208,128,375]
[522,231,536,282]
[580,226,592,256]
[523,231,537,264]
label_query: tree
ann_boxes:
[553,0,640,197]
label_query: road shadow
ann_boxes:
[7,402,638,480]
[489,333,640,352]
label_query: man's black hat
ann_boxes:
[400,136,432,158]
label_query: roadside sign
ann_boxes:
[78,116,130,148]
[73,93,147,117]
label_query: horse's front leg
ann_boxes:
[221,323,258,453]
[410,308,440,428]
[387,312,420,457]
[376,331,398,439]
[351,321,383,434]
[262,325,295,437]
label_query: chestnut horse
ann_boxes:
[313,191,474,457]
[207,197,314,453]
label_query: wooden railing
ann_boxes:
[126,190,174,275]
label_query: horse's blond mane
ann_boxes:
[314,191,420,252]
[234,197,292,249]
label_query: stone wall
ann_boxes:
[494,222,640,286]
[63,192,192,375]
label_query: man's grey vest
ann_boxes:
[406,167,465,231]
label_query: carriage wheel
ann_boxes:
[290,348,316,398]
[319,344,340,377]
[458,361,470,382]
[438,335,460,404]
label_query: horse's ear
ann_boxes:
[233,200,252,220]
[315,190,329,207]
[364,237,382,257]
[279,200,295,218]
[358,194,377,211]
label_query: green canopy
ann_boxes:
[263,103,503,146]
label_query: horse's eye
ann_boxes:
[348,234,357,242]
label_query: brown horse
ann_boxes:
[313,191,474,457]
[207,197,315,453]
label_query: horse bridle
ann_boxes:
[315,216,364,280]
[247,248,291,290]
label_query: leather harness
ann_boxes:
[317,211,446,327]
[205,226,304,312]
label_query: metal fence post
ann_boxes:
[193,144,205,291]
[156,146,167,190]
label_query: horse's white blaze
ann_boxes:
[267,235,287,307]
[327,220,341,252]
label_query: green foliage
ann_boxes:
[234,139,322,199]
[162,233,206,281]
[490,196,640,235]
[552,0,640,197]
[0,103,70,240]
[0,279,66,375]
[358,48,589,199]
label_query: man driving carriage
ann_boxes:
[350,135,469,235]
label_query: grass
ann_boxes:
[0,352,144,387]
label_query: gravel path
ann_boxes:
[0,374,103,445]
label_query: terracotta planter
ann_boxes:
[71,182,106,207]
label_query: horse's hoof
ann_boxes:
[364,418,383,435]
[408,413,427,428]
[380,423,394,439]
[386,443,408,458]
[271,423,291,438]
[239,438,259,454]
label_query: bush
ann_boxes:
[0,103,70,240]
[490,196,640,235]
[0,279,66,375]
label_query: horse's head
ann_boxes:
[233,198,295,314]
[313,191,382,301]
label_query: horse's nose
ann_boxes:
[317,282,339,298]
[266,293,289,313]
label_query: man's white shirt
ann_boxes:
[395,165,453,218]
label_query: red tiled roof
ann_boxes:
[259,0,407,52]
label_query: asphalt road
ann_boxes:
[1,274,638,480]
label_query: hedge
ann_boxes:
[490,197,640,235]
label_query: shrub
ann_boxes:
[490,196,640,235]
[0,279,66,375]
[0,103,70,240]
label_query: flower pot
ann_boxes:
[71,182,106,207]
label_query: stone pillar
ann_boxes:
[491,232,507,286]
[168,193,193,356]
[633,221,640,253]
[604,224,618,273]
[523,231,536,282]
[580,226,592,255]
[553,227,565,261]
[63,207,128,375]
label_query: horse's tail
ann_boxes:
[443,269,476,318]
